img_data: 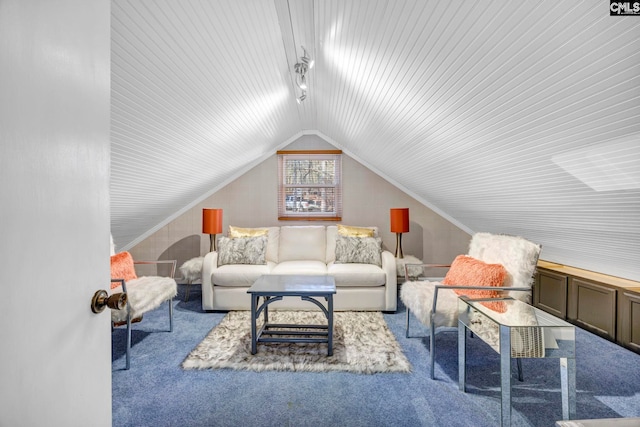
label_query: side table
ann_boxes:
[458,296,576,426]
[395,255,423,282]
[179,256,204,302]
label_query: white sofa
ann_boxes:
[201,225,397,311]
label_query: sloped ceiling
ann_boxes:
[111,0,640,281]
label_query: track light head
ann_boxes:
[298,74,307,90]
[294,46,313,102]
[301,46,314,69]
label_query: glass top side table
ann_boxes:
[458,296,576,426]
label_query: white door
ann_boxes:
[0,1,112,426]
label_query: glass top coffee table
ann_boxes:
[458,296,576,426]
[247,275,337,356]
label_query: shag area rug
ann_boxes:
[182,311,411,374]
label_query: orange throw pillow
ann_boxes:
[443,255,507,312]
[110,251,137,289]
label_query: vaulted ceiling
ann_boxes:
[111,0,640,281]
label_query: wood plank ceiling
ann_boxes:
[111,0,640,281]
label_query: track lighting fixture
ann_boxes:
[294,46,313,102]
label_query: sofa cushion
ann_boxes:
[327,262,386,287]
[278,226,326,262]
[264,227,280,264]
[335,235,382,267]
[270,260,328,276]
[326,226,338,263]
[212,263,274,287]
[218,236,267,266]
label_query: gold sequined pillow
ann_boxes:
[337,224,375,238]
[228,226,269,238]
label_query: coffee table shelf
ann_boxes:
[247,275,337,356]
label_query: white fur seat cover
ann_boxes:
[111,276,177,323]
[400,281,459,327]
[212,263,274,287]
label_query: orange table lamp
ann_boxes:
[390,208,409,258]
[202,208,223,252]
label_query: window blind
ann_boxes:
[277,150,342,221]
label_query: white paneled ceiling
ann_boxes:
[111,0,640,281]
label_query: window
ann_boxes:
[277,150,342,220]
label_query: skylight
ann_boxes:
[552,136,640,191]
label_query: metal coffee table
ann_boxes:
[247,275,337,355]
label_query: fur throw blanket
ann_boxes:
[111,276,177,323]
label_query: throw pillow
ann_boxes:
[228,226,268,238]
[337,224,375,237]
[442,255,507,311]
[217,236,267,266]
[110,251,137,289]
[334,235,382,267]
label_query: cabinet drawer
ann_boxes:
[535,270,568,319]
[617,291,640,353]
[568,278,616,340]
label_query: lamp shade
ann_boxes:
[390,208,410,233]
[202,209,223,234]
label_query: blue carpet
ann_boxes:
[112,285,640,426]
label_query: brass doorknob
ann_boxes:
[91,290,127,313]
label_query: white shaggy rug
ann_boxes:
[182,311,411,374]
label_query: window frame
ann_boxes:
[277,150,342,221]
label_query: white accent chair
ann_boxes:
[110,255,177,370]
[400,233,541,380]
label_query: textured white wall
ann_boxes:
[0,0,112,425]
[130,134,470,271]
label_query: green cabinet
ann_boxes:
[534,265,640,354]
[567,277,616,341]
[534,269,568,319]
[617,290,640,353]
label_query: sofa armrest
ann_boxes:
[381,250,397,311]
[201,251,219,310]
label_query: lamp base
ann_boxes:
[394,233,404,259]
[209,234,217,252]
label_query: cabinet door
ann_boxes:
[617,291,640,353]
[534,269,568,319]
[568,278,616,341]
